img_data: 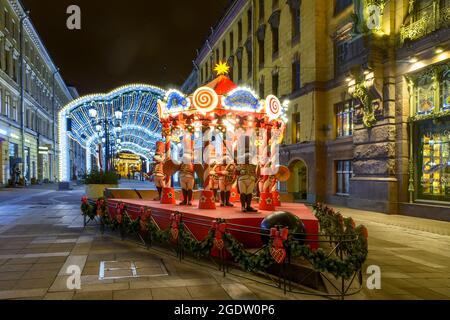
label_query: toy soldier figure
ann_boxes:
[213,155,236,207]
[179,149,195,206]
[236,153,258,213]
[152,141,166,201]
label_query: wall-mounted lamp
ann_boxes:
[364,71,375,88]
[409,56,418,63]
[435,47,444,54]
[347,79,356,95]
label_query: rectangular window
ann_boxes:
[259,0,265,20]
[335,0,353,15]
[258,38,265,68]
[4,10,9,30]
[222,41,226,60]
[247,49,252,76]
[336,101,354,137]
[292,112,301,143]
[247,8,252,34]
[272,72,279,97]
[292,58,301,92]
[11,21,16,41]
[415,73,436,115]
[11,100,17,121]
[4,95,10,117]
[230,32,234,53]
[291,5,301,40]
[238,20,242,44]
[9,142,18,158]
[273,0,279,10]
[272,27,279,57]
[259,77,265,98]
[238,58,242,81]
[12,59,17,82]
[215,48,219,64]
[417,119,450,202]
[5,51,10,75]
[336,40,348,66]
[336,160,352,195]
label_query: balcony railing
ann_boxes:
[400,6,450,45]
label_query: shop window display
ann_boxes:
[417,119,450,202]
[415,72,436,115]
[441,70,450,110]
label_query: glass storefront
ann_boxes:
[416,117,450,202]
[410,62,450,203]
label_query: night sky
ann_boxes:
[21,0,232,95]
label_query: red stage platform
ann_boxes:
[107,199,319,250]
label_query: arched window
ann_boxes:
[415,72,435,115]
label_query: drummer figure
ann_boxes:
[213,154,236,207]
[235,144,258,213]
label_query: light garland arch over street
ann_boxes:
[58,84,166,181]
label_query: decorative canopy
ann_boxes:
[157,73,288,132]
[60,84,165,159]
[58,84,166,181]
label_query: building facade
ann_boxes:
[189,0,449,220]
[181,69,199,94]
[0,0,77,187]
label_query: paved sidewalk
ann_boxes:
[0,203,317,300]
[0,187,449,300]
[333,206,450,300]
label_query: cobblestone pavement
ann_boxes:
[0,186,449,300]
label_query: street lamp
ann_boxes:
[87,104,123,172]
[89,108,98,119]
[114,110,123,120]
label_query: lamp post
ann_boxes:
[89,105,122,172]
[19,11,30,183]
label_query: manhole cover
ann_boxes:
[99,259,169,280]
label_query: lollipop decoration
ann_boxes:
[193,87,219,114]
[265,95,282,121]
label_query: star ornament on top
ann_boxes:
[214,61,230,76]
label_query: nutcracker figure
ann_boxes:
[152,141,166,201]
[179,149,195,206]
[213,155,236,207]
[236,152,258,213]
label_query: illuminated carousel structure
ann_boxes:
[156,63,290,211]
[99,65,319,250]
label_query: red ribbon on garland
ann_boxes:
[270,227,289,264]
[212,220,227,251]
[115,203,125,224]
[170,213,182,241]
[96,199,105,217]
[139,207,152,232]
[81,196,88,205]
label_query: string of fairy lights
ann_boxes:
[59,84,165,180]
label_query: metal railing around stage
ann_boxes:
[84,199,365,300]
